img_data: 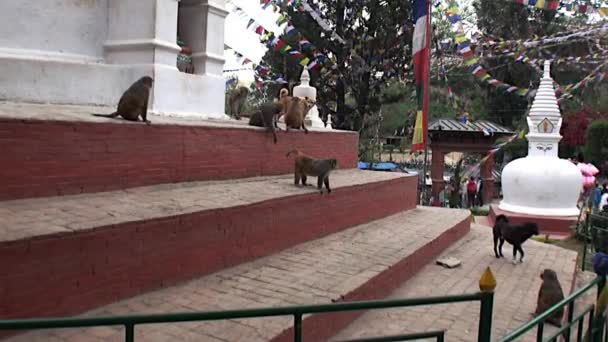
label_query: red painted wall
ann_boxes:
[0,119,358,200]
[0,176,417,321]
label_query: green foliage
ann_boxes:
[471,207,490,216]
[260,0,413,130]
[584,120,608,165]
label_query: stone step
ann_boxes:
[0,169,416,322]
[0,101,358,201]
[2,207,471,342]
[332,224,578,342]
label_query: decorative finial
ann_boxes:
[300,69,310,86]
[479,267,497,293]
[543,60,551,79]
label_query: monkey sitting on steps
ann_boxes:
[286,149,337,194]
[228,86,249,120]
[93,76,153,125]
[533,269,565,327]
[284,96,315,133]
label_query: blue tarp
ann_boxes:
[357,162,398,170]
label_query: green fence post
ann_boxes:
[478,267,496,342]
[595,277,606,341]
[294,313,302,342]
[125,323,134,342]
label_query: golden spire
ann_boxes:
[479,267,497,293]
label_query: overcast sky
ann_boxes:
[223,0,281,82]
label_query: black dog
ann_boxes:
[493,214,540,263]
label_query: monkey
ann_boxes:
[93,76,153,124]
[533,269,565,327]
[286,149,337,194]
[284,96,316,133]
[248,102,282,144]
[272,88,292,128]
[228,86,249,120]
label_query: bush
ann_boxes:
[470,207,490,216]
[584,120,608,165]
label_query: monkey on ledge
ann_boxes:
[93,76,153,125]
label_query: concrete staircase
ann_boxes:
[0,103,472,341]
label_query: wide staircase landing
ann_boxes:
[3,207,470,342]
[332,224,579,342]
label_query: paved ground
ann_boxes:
[0,169,407,242]
[332,224,580,342]
[0,101,341,134]
[3,207,470,342]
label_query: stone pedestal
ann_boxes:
[489,205,576,236]
[292,69,327,129]
[0,0,228,119]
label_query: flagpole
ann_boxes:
[421,0,431,206]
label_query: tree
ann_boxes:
[260,1,413,131]
[471,0,607,127]
[584,119,608,167]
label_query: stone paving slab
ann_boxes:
[332,224,580,342]
[0,169,408,242]
[2,207,469,342]
[0,101,348,134]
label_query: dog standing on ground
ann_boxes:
[493,214,539,263]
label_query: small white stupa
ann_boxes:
[499,61,582,216]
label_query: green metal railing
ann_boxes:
[581,212,608,272]
[3,266,604,341]
[0,284,494,342]
[335,330,445,342]
[497,275,606,342]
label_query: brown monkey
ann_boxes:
[286,149,337,194]
[534,269,565,327]
[228,86,249,119]
[248,102,282,144]
[93,76,153,124]
[273,88,292,128]
[277,88,292,110]
[284,96,316,133]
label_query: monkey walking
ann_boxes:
[286,149,337,194]
[228,86,249,120]
[93,76,153,124]
[248,102,282,144]
[533,269,565,328]
[284,96,315,133]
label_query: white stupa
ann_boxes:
[499,61,582,216]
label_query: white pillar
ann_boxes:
[326,114,334,130]
[292,69,327,129]
[105,0,181,67]
[178,0,228,76]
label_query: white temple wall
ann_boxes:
[0,0,228,119]
[0,0,108,60]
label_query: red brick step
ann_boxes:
[3,207,471,342]
[0,102,357,201]
[0,170,416,323]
